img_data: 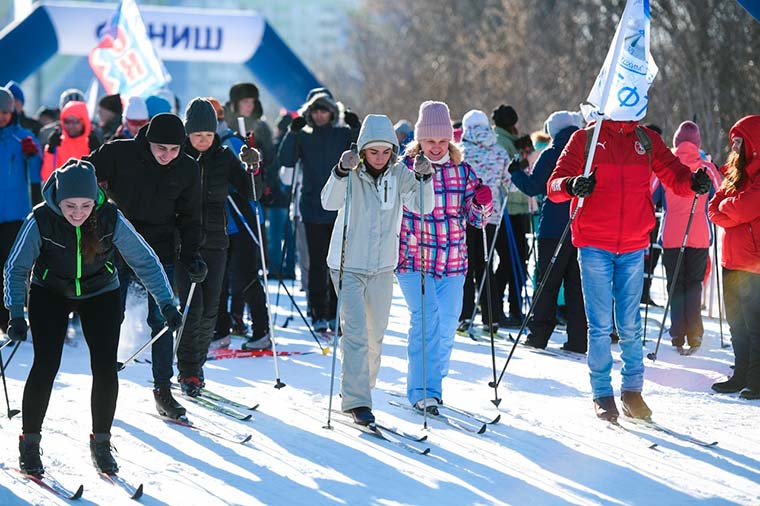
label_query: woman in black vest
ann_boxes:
[3,159,182,476]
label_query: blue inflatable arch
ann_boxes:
[0,1,321,110]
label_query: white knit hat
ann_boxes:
[124,96,149,121]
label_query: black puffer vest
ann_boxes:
[32,200,119,298]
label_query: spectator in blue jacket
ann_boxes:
[0,87,42,334]
[510,110,588,352]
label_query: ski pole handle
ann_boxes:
[237,117,246,138]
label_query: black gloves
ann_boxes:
[691,168,712,195]
[290,116,307,133]
[567,169,597,198]
[47,128,62,153]
[182,255,208,283]
[161,304,183,332]
[508,158,529,174]
[7,318,28,342]
[344,110,360,130]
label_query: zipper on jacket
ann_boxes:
[42,268,49,280]
[75,226,82,296]
[384,180,388,203]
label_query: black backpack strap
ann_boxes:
[634,126,653,170]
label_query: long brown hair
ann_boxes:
[720,147,747,193]
[79,207,101,264]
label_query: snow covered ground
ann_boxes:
[0,277,758,506]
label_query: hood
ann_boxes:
[59,101,92,140]
[298,91,340,128]
[729,115,760,164]
[673,142,704,171]
[462,123,497,147]
[357,114,398,154]
[544,111,585,139]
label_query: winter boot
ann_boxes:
[414,398,440,416]
[348,407,376,426]
[230,314,248,336]
[456,319,472,333]
[178,376,203,397]
[711,376,747,394]
[89,433,119,474]
[19,433,44,475]
[621,391,652,420]
[740,388,760,400]
[242,333,272,351]
[593,396,619,422]
[153,386,187,419]
[208,334,231,350]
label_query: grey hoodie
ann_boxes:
[3,178,174,319]
[321,114,434,275]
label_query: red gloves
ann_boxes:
[473,184,492,207]
[21,136,38,157]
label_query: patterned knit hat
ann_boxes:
[414,101,453,140]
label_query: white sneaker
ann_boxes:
[414,397,440,415]
[242,334,272,351]
[208,335,231,350]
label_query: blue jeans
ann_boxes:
[119,262,175,387]
[396,272,465,406]
[265,207,296,278]
[578,247,645,398]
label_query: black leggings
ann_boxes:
[23,285,122,435]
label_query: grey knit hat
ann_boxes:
[54,159,99,204]
[184,98,218,134]
[0,88,14,112]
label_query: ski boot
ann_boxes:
[178,375,203,397]
[153,386,187,419]
[414,398,440,416]
[348,407,376,426]
[90,433,119,474]
[621,391,652,420]
[19,433,44,475]
[593,396,619,422]
[242,333,272,351]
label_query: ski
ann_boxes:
[626,418,718,448]
[170,385,253,421]
[15,468,84,500]
[0,336,11,351]
[99,472,143,500]
[149,412,252,444]
[607,421,659,449]
[388,400,487,435]
[374,423,429,443]
[193,387,260,411]
[386,391,500,427]
[206,348,315,361]
[331,417,431,456]
[523,345,587,362]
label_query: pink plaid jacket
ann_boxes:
[396,156,491,278]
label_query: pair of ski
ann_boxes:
[11,467,143,501]
[607,416,718,449]
[386,392,500,435]
[206,348,314,361]
[330,413,432,456]
[170,384,258,422]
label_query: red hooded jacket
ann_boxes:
[42,101,92,182]
[708,115,760,274]
[547,120,694,253]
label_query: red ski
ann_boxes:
[206,348,315,361]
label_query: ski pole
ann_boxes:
[713,223,727,348]
[418,150,429,430]
[173,281,198,356]
[480,209,501,407]
[647,194,700,362]
[324,146,354,429]
[466,192,508,337]
[642,241,655,345]
[239,117,285,389]
[273,143,301,328]
[117,326,170,371]
[0,342,21,419]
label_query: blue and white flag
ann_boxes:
[87,0,170,97]
[581,0,658,122]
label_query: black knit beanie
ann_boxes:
[184,98,218,134]
[54,159,99,204]
[98,94,123,116]
[145,113,186,144]
[229,83,259,105]
[492,104,518,129]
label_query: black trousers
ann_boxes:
[176,247,228,378]
[462,223,510,323]
[662,247,708,345]
[23,285,122,434]
[723,268,760,390]
[527,238,587,350]
[0,220,23,331]
[304,222,336,321]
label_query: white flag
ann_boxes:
[581,0,658,121]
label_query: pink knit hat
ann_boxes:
[414,101,454,140]
[673,121,701,148]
